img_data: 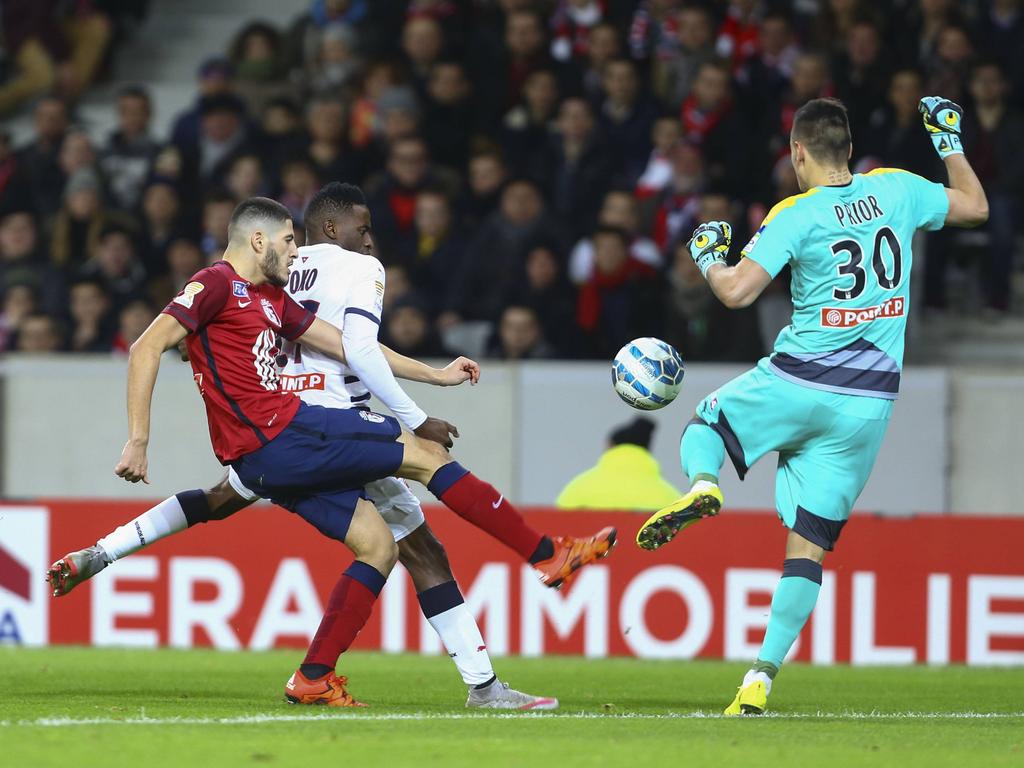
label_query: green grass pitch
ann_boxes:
[2,648,1022,767]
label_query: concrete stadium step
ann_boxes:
[64,0,305,142]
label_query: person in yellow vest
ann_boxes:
[556,417,682,510]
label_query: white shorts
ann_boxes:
[226,466,425,542]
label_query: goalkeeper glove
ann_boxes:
[919,96,964,159]
[687,220,732,278]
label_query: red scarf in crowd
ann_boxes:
[577,257,657,332]
[680,96,732,144]
[388,189,418,231]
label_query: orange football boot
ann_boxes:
[284,670,367,707]
[533,527,617,589]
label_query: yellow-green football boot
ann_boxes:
[723,671,772,716]
[635,481,723,551]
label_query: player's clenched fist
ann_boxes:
[688,220,732,277]
[115,440,150,484]
[919,96,964,158]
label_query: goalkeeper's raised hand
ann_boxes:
[687,220,732,278]
[919,96,964,159]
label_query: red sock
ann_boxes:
[428,464,544,561]
[303,561,385,669]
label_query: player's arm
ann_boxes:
[942,154,988,227]
[705,258,773,309]
[293,316,347,363]
[341,260,481,446]
[343,311,470,446]
[379,344,481,387]
[919,96,989,228]
[687,221,773,308]
[114,314,188,483]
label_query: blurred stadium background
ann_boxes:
[0,1,1022,764]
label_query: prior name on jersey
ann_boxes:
[741,168,948,400]
[280,243,386,407]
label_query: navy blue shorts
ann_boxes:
[231,402,405,542]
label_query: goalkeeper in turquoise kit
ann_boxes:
[634,97,988,715]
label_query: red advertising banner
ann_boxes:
[1,501,1023,665]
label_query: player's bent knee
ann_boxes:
[396,432,453,484]
[346,498,399,573]
[785,529,827,563]
[358,529,399,573]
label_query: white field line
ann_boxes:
[2,711,1023,727]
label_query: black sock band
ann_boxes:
[781,558,823,585]
[417,580,465,619]
[177,489,212,527]
[474,674,497,690]
[299,663,332,680]
[528,536,554,565]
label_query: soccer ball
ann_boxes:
[611,337,685,411]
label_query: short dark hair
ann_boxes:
[304,182,367,225]
[205,188,238,207]
[99,223,137,245]
[228,197,292,240]
[971,57,1005,78]
[117,85,151,107]
[791,98,852,166]
[592,224,630,247]
[70,276,109,295]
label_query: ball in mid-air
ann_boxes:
[611,337,685,410]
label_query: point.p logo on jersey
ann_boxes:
[0,507,49,645]
[820,297,905,328]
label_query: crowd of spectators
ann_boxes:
[1,0,1022,359]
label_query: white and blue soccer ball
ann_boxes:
[611,337,685,411]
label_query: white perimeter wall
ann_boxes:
[1,355,1021,514]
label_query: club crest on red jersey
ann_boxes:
[260,297,281,326]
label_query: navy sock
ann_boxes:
[417,580,464,618]
[177,489,211,527]
[528,536,554,565]
[299,663,332,679]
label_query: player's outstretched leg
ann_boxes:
[399,523,558,710]
[636,417,725,550]
[725,532,825,716]
[285,497,396,707]
[397,433,616,589]
[46,482,249,597]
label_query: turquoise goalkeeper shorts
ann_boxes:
[692,359,893,548]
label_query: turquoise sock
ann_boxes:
[757,558,822,669]
[680,421,725,483]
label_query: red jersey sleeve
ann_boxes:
[279,292,316,340]
[162,267,230,333]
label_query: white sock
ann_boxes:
[742,669,773,695]
[97,495,188,561]
[427,603,495,687]
[691,479,720,493]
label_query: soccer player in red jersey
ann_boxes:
[110,197,615,706]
